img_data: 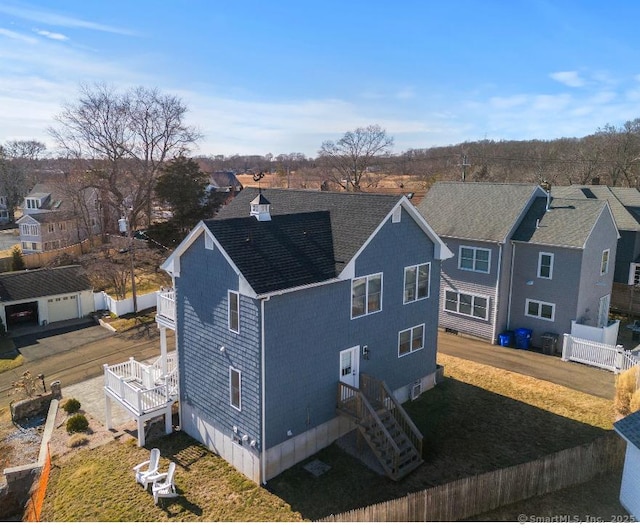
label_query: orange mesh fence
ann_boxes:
[23,444,51,522]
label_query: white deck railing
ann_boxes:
[156,290,176,329]
[104,354,178,415]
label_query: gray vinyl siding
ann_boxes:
[576,208,618,321]
[614,230,640,284]
[494,242,514,340]
[509,243,582,347]
[262,212,440,448]
[177,233,262,447]
[438,238,498,341]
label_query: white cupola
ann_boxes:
[250,191,271,221]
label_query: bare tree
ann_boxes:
[49,83,201,234]
[318,124,394,191]
[0,140,46,222]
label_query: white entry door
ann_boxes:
[339,346,360,389]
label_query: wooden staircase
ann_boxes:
[337,374,423,480]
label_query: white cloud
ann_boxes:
[35,29,69,41]
[0,27,37,44]
[0,4,136,36]
[550,71,585,88]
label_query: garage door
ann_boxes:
[47,294,79,323]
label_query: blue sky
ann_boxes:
[2,0,640,158]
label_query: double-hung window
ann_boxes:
[351,273,382,318]
[230,367,241,410]
[459,246,490,273]
[537,252,554,279]
[525,299,555,321]
[398,324,424,357]
[444,290,489,320]
[228,291,239,333]
[601,249,610,275]
[404,263,430,303]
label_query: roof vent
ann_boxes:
[250,192,271,221]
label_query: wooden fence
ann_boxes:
[320,433,625,522]
[0,237,98,272]
[611,283,640,316]
[22,445,51,522]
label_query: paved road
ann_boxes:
[0,326,164,410]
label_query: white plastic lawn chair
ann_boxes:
[133,448,160,490]
[152,461,178,505]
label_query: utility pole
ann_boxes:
[461,154,470,182]
[119,213,138,314]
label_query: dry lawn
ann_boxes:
[34,350,620,521]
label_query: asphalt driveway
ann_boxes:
[12,320,114,361]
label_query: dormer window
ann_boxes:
[250,193,271,221]
[26,198,39,209]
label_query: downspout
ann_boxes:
[507,242,516,330]
[260,296,268,485]
[174,276,182,433]
[491,243,503,343]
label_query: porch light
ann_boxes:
[362,345,370,360]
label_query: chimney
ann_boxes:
[540,180,551,211]
[250,191,271,221]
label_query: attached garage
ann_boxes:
[0,265,95,332]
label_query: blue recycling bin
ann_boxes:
[514,328,532,350]
[498,331,514,347]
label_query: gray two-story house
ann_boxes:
[417,182,619,350]
[161,187,452,483]
[17,183,101,253]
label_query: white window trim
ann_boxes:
[525,298,555,321]
[403,262,431,304]
[350,272,383,319]
[392,208,401,223]
[458,245,491,274]
[628,263,640,285]
[443,289,490,321]
[398,323,425,357]
[228,290,240,333]
[537,252,554,280]
[229,367,241,411]
[601,249,610,275]
[204,232,214,250]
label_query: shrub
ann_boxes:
[614,366,639,416]
[66,433,89,448]
[62,398,81,414]
[66,413,89,434]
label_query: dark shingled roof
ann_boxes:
[417,182,539,242]
[511,197,608,248]
[553,185,640,232]
[0,265,92,302]
[205,211,336,294]
[615,410,640,449]
[214,187,401,287]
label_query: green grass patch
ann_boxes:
[41,432,303,522]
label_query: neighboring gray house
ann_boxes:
[417,182,619,350]
[160,187,452,483]
[0,265,95,331]
[17,183,100,253]
[553,185,640,285]
[206,171,243,193]
[614,411,640,518]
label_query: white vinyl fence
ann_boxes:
[562,334,640,373]
[93,290,158,317]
